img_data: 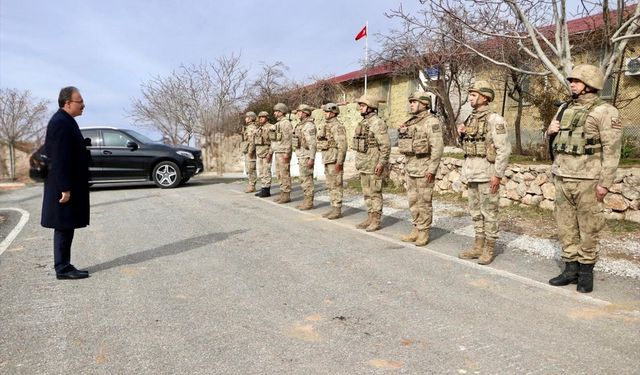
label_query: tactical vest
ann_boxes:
[254,125,269,146]
[353,120,378,153]
[241,123,255,154]
[292,120,311,150]
[318,121,338,151]
[398,114,431,156]
[552,100,604,156]
[462,112,496,162]
[268,122,283,142]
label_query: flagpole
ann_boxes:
[364,20,368,96]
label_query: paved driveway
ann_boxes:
[1,179,638,374]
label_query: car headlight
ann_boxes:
[176,151,194,159]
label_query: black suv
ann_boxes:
[30,127,203,189]
[81,127,203,188]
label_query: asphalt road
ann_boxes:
[1,178,639,374]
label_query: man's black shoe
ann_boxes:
[70,265,89,275]
[56,269,90,280]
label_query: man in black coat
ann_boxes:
[41,86,91,280]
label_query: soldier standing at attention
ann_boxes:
[241,112,258,193]
[292,104,317,210]
[254,111,273,198]
[546,64,622,293]
[319,103,348,220]
[397,92,444,246]
[353,95,391,232]
[270,103,293,203]
[457,81,512,265]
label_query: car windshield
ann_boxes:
[124,129,158,144]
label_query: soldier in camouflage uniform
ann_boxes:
[353,95,391,232]
[457,81,512,265]
[398,92,444,246]
[254,111,273,198]
[319,103,348,220]
[546,64,622,293]
[241,111,258,193]
[292,104,317,210]
[270,103,293,203]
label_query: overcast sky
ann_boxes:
[0,0,426,136]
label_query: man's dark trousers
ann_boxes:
[54,229,74,273]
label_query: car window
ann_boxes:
[102,130,132,147]
[81,129,100,147]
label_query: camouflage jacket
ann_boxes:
[254,123,272,158]
[354,112,391,174]
[551,93,622,188]
[293,117,317,160]
[399,110,444,177]
[461,105,512,183]
[319,117,348,165]
[270,116,293,154]
[241,121,257,160]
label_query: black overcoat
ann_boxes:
[41,109,90,229]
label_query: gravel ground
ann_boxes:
[315,185,640,280]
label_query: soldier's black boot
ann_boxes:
[549,261,579,286]
[255,187,270,197]
[577,263,594,293]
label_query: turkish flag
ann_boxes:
[355,25,367,41]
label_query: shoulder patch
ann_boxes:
[495,122,506,134]
[611,117,622,130]
[432,123,441,133]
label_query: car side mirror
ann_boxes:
[84,138,92,147]
[126,141,139,150]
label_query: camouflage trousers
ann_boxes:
[244,154,257,188]
[360,173,383,214]
[274,152,291,193]
[298,157,314,198]
[324,163,343,208]
[406,175,434,231]
[554,177,604,264]
[257,155,272,188]
[467,181,499,240]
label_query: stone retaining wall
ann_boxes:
[387,149,640,223]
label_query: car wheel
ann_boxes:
[153,161,182,188]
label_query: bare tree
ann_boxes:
[129,53,249,172]
[130,69,195,145]
[245,62,344,116]
[130,53,248,144]
[248,61,289,106]
[0,88,49,180]
[377,4,476,144]
[424,0,640,93]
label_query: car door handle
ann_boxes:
[102,150,112,155]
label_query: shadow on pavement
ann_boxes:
[86,230,246,273]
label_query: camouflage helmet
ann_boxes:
[356,94,380,109]
[468,81,495,102]
[408,91,431,106]
[273,102,288,113]
[321,103,340,114]
[258,111,269,118]
[295,104,314,115]
[245,111,257,120]
[567,64,604,90]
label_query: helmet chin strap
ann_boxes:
[572,86,594,99]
